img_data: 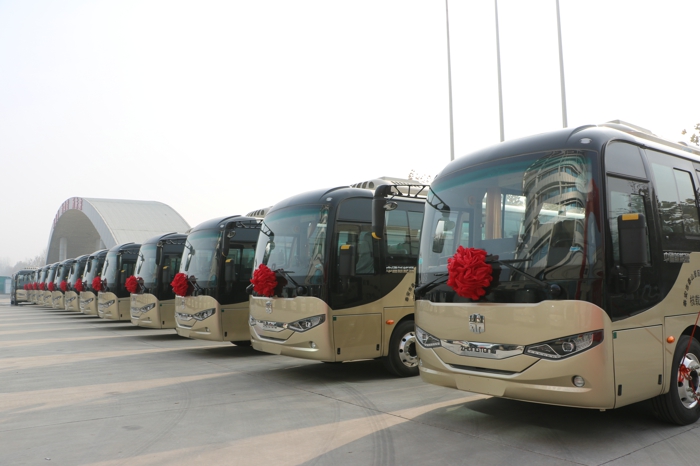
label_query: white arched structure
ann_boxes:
[46,197,191,264]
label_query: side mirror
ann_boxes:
[372,185,394,240]
[338,244,355,278]
[617,213,648,294]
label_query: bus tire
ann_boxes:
[231,340,251,347]
[382,320,418,377]
[651,335,700,425]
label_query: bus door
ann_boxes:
[332,197,383,360]
[606,142,664,405]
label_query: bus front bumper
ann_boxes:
[417,343,615,409]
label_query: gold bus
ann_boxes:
[29,268,42,304]
[248,179,426,376]
[10,269,36,306]
[174,214,264,344]
[51,258,75,309]
[130,233,186,329]
[414,121,700,425]
[98,243,140,321]
[80,249,107,315]
[64,254,89,311]
[40,262,59,307]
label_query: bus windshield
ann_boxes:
[254,204,328,287]
[420,150,601,299]
[103,251,119,288]
[182,230,223,290]
[68,259,86,286]
[136,244,158,289]
[84,255,105,285]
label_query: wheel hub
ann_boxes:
[398,331,418,368]
[677,353,700,409]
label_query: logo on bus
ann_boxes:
[469,314,485,333]
[265,300,273,314]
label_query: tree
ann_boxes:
[682,123,699,146]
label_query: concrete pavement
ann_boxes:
[2,297,700,466]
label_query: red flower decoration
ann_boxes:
[125,275,140,294]
[24,284,29,290]
[171,273,192,297]
[92,276,103,292]
[32,282,37,290]
[250,264,278,297]
[60,280,68,292]
[447,246,493,300]
[48,282,56,292]
[39,283,46,291]
[75,279,84,293]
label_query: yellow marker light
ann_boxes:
[667,336,675,344]
[621,213,639,221]
[386,319,395,325]
[372,232,381,240]
[340,245,351,250]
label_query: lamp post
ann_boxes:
[495,0,504,142]
[445,0,455,161]
[556,0,568,128]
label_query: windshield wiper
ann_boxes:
[486,257,561,297]
[274,268,299,288]
[415,272,448,295]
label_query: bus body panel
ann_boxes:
[130,293,158,326]
[250,296,334,360]
[250,273,416,362]
[175,295,248,341]
[416,300,616,408]
[51,291,64,309]
[80,291,98,315]
[39,291,50,307]
[64,291,79,311]
[16,290,28,304]
[98,292,130,321]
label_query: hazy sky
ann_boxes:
[1,0,699,264]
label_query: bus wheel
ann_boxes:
[651,335,700,425]
[231,340,251,347]
[382,320,418,377]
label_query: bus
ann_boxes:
[173,213,265,344]
[64,254,89,311]
[80,249,107,315]
[248,178,426,376]
[29,268,42,304]
[10,269,36,306]
[98,243,140,321]
[130,232,186,329]
[413,121,700,425]
[51,258,75,309]
[40,262,59,307]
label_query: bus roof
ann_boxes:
[440,121,700,179]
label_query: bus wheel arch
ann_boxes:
[382,316,418,377]
[651,334,700,425]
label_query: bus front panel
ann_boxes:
[415,300,615,409]
[250,295,334,360]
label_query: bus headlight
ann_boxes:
[416,326,442,348]
[524,330,603,360]
[192,308,215,321]
[99,300,115,310]
[287,315,325,333]
[139,303,156,313]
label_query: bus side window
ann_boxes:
[648,154,700,249]
[386,209,423,267]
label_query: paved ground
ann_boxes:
[2,297,700,465]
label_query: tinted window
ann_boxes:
[605,142,647,179]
